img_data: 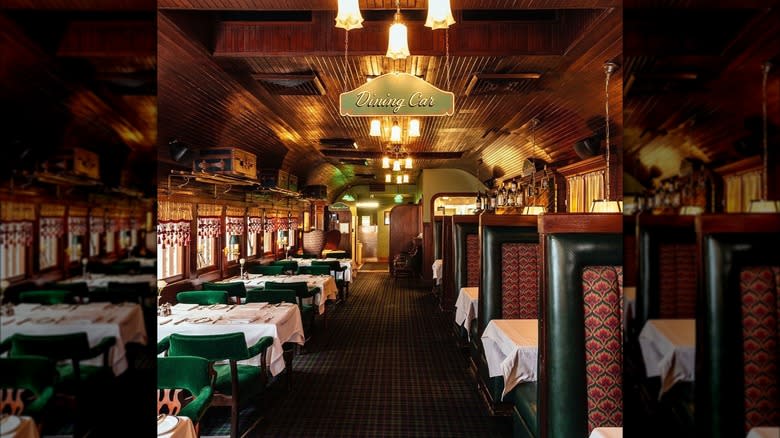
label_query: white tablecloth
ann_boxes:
[638,319,695,398]
[590,427,623,438]
[58,273,156,291]
[0,416,39,438]
[455,287,479,338]
[432,259,443,285]
[481,319,539,399]
[747,428,780,438]
[2,303,147,375]
[221,274,337,315]
[290,258,356,282]
[158,415,197,438]
[158,302,305,376]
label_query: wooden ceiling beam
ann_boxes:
[213,10,598,57]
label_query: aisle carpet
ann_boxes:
[358,262,390,272]
[199,272,510,437]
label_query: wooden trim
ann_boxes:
[452,214,481,225]
[556,155,605,177]
[538,213,622,234]
[696,213,780,235]
[479,213,539,228]
[429,192,478,221]
[635,213,696,229]
[713,155,761,176]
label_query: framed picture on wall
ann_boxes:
[384,211,390,225]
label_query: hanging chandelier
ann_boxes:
[591,61,622,213]
[425,0,455,30]
[386,0,410,60]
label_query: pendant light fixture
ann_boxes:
[382,156,390,169]
[749,61,779,213]
[523,118,545,215]
[591,61,622,213]
[385,174,392,183]
[403,174,410,183]
[408,118,421,137]
[405,156,413,169]
[425,0,455,30]
[370,119,382,137]
[386,0,410,60]
[393,160,402,172]
[335,0,364,30]
[390,121,402,143]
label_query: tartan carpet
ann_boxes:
[199,272,510,437]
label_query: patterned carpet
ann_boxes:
[359,262,390,272]
[199,272,510,437]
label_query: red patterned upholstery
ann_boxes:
[466,234,479,287]
[582,266,623,433]
[658,243,697,318]
[501,243,538,319]
[740,266,780,431]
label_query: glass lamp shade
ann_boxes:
[405,156,413,169]
[393,160,401,171]
[396,175,403,184]
[408,119,421,137]
[370,119,381,136]
[335,0,364,30]
[425,0,456,29]
[394,194,403,203]
[403,174,409,183]
[385,174,392,183]
[390,123,402,143]
[382,156,390,168]
[229,235,240,245]
[386,22,410,59]
[590,200,623,213]
[748,199,780,213]
[522,206,546,215]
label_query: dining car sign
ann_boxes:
[339,72,455,117]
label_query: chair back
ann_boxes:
[302,265,331,276]
[46,282,90,302]
[157,356,213,418]
[246,265,283,275]
[247,289,296,305]
[271,260,298,274]
[18,290,73,305]
[265,281,309,298]
[168,332,249,362]
[176,290,228,305]
[107,281,152,304]
[539,214,623,437]
[0,356,57,415]
[453,215,480,295]
[6,333,91,362]
[201,282,247,303]
[108,261,140,275]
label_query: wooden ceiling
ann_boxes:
[158,2,622,201]
[0,5,157,197]
[623,2,780,189]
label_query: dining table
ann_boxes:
[454,287,479,338]
[157,415,197,438]
[290,258,356,282]
[638,318,695,399]
[2,302,147,375]
[481,319,539,400]
[218,274,338,315]
[157,302,305,376]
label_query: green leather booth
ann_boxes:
[538,214,622,438]
[695,214,780,438]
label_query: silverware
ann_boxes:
[159,318,172,325]
[15,318,31,325]
[174,318,188,325]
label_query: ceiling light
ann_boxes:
[425,0,455,30]
[386,1,410,60]
[370,119,381,136]
[382,156,390,168]
[342,193,356,202]
[408,119,420,137]
[335,0,364,30]
[393,160,401,171]
[403,174,409,183]
[590,62,622,214]
[396,175,403,184]
[394,194,404,203]
[356,201,379,208]
[385,174,391,183]
[390,122,402,143]
[405,156,413,169]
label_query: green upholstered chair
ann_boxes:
[312,260,349,301]
[157,356,214,427]
[271,260,298,275]
[47,282,90,303]
[246,289,297,305]
[107,261,140,275]
[201,282,247,304]
[299,254,317,259]
[158,332,273,438]
[176,290,228,305]
[0,356,57,419]
[264,281,317,338]
[246,264,284,275]
[298,265,331,276]
[18,290,73,305]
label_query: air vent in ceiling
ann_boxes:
[252,73,325,95]
[340,159,368,166]
[465,73,541,96]
[320,138,357,148]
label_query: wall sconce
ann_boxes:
[425,0,456,30]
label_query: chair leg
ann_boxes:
[231,403,239,438]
